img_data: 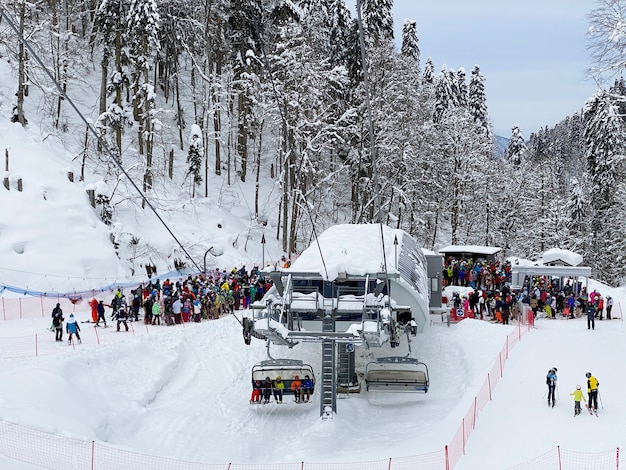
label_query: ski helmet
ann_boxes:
[585,372,591,378]
[552,367,557,373]
[576,385,581,390]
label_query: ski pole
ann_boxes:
[556,385,560,400]
[598,389,604,409]
[542,388,547,399]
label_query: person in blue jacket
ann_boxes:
[66,313,81,344]
[301,375,314,403]
[546,368,557,407]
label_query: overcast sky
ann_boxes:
[354,1,600,138]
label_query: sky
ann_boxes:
[355,0,600,137]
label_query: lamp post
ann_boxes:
[393,235,398,271]
[203,246,215,276]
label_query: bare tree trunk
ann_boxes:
[14,0,28,126]
[254,120,264,217]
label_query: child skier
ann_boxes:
[570,385,586,416]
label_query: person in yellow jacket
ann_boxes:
[273,376,285,404]
[586,372,600,411]
[570,385,587,416]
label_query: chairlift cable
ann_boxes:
[0,6,203,274]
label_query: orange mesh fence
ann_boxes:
[506,446,620,470]
[3,301,615,470]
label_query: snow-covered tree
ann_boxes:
[506,125,527,165]
[186,124,204,197]
[469,65,490,137]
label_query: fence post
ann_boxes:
[487,373,492,400]
[91,440,95,470]
[499,352,503,377]
[445,445,450,470]
[462,418,466,455]
[387,457,392,470]
[2,297,5,321]
[19,297,22,319]
[35,334,38,357]
[473,396,477,429]
[557,445,562,470]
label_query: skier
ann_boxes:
[249,380,262,404]
[606,296,613,320]
[116,305,129,332]
[301,375,314,403]
[586,301,596,330]
[66,313,81,344]
[570,385,586,416]
[546,368,557,407]
[290,375,302,403]
[586,372,600,412]
[51,303,64,342]
[261,377,273,404]
[96,300,107,327]
[273,376,285,403]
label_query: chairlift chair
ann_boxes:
[251,359,316,395]
[364,356,429,393]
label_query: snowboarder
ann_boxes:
[586,372,600,412]
[66,313,81,344]
[570,385,586,416]
[546,368,557,407]
[51,303,64,342]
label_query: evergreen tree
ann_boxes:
[506,125,527,165]
[583,89,626,283]
[469,65,490,137]
[186,124,204,197]
[400,19,419,66]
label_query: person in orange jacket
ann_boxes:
[89,298,98,323]
[290,375,302,403]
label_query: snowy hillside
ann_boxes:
[0,58,284,295]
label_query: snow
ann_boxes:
[542,248,584,267]
[1,277,625,469]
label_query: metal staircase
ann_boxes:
[320,314,336,418]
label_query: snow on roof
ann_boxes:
[542,248,583,267]
[437,245,502,256]
[287,224,405,281]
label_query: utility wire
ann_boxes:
[0,6,203,273]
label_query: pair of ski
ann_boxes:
[585,404,599,417]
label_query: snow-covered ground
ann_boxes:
[0,278,624,470]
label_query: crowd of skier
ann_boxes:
[50,265,273,338]
[444,257,614,326]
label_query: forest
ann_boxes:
[1,0,626,285]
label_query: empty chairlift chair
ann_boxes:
[365,356,429,392]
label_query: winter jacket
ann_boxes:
[587,376,599,392]
[290,379,302,392]
[152,302,161,316]
[585,304,596,318]
[546,371,557,387]
[570,389,586,402]
[274,380,285,391]
[66,315,80,334]
[301,378,314,391]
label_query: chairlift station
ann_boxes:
[245,224,436,418]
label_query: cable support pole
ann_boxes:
[0,6,203,274]
[356,0,381,224]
